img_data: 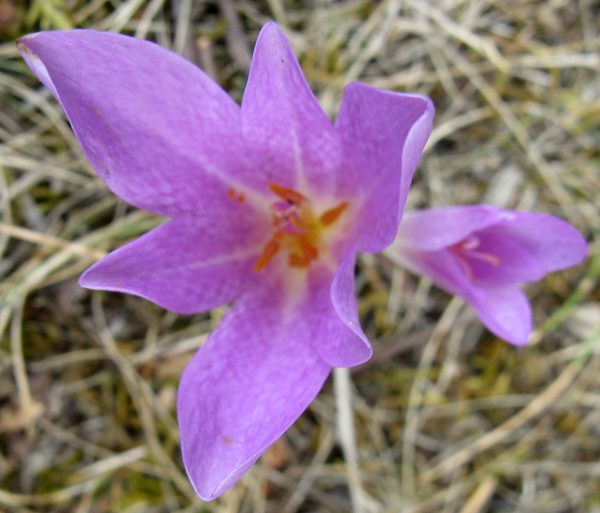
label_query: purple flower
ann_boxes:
[18,23,434,499]
[386,205,587,346]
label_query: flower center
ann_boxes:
[254,183,349,272]
[449,235,501,281]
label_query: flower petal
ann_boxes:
[469,286,532,346]
[241,23,343,197]
[80,213,269,314]
[396,205,503,251]
[385,246,532,345]
[466,229,546,286]
[335,83,434,253]
[178,284,331,500]
[489,212,588,273]
[309,254,372,367]
[18,30,254,218]
[386,245,475,300]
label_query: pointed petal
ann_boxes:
[397,205,503,251]
[18,30,254,218]
[470,286,532,346]
[80,213,269,314]
[490,212,588,272]
[241,23,343,196]
[309,254,372,367]
[335,83,434,253]
[178,284,331,500]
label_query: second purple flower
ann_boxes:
[386,205,587,345]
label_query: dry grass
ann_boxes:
[0,0,599,511]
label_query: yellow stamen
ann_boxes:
[469,251,501,266]
[319,202,349,226]
[268,182,305,205]
[254,183,351,272]
[298,234,318,261]
[289,253,311,267]
[254,238,281,272]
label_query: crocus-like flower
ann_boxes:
[18,24,434,499]
[385,205,587,345]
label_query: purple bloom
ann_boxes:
[386,205,587,346]
[18,24,434,499]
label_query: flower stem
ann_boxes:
[333,367,366,513]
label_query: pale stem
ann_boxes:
[333,367,366,513]
[10,295,35,437]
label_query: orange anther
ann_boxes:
[254,238,281,272]
[472,252,501,266]
[298,234,318,261]
[269,182,305,205]
[289,253,311,268]
[289,212,306,230]
[319,202,349,226]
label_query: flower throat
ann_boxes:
[254,183,349,272]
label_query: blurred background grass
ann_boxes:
[0,0,599,511]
